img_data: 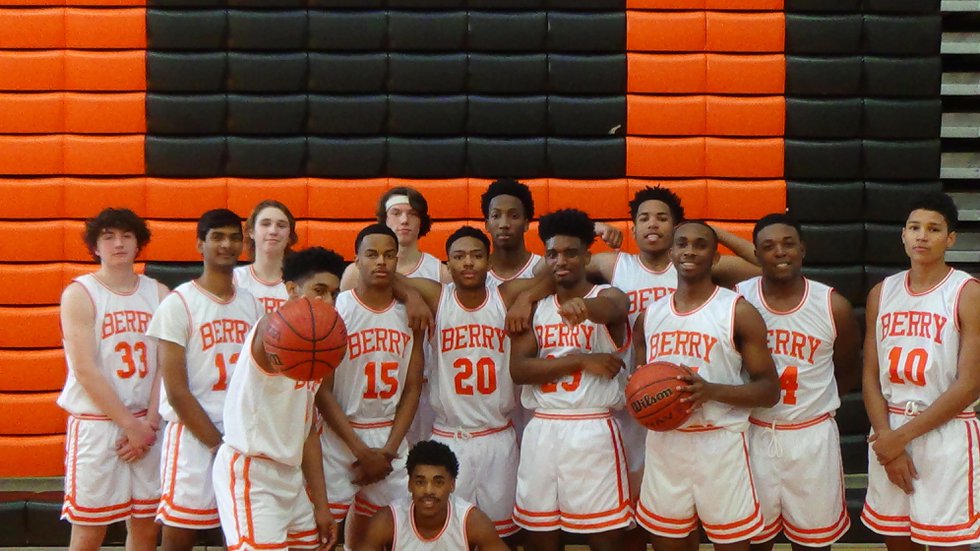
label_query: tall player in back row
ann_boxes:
[861,192,980,549]
[737,215,860,550]
[59,208,169,551]
[234,200,299,314]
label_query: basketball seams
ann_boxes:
[262,297,348,381]
[626,362,693,431]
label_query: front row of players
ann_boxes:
[59,188,980,551]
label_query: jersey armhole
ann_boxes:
[953,277,979,333]
[729,295,740,351]
[827,288,839,340]
[461,504,474,551]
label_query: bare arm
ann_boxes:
[353,508,394,551]
[711,226,761,288]
[632,310,647,369]
[159,339,223,448]
[585,251,618,284]
[340,263,359,292]
[509,318,623,385]
[383,329,424,455]
[391,273,442,314]
[500,270,555,334]
[146,282,172,429]
[861,284,892,437]
[466,507,509,550]
[314,375,391,485]
[830,291,861,396]
[301,423,338,551]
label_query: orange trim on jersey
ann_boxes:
[248,264,284,287]
[72,409,148,421]
[243,455,256,544]
[452,287,490,312]
[350,419,394,429]
[904,267,954,297]
[911,517,980,531]
[669,286,720,317]
[887,405,976,419]
[354,495,382,517]
[532,410,611,421]
[953,276,979,332]
[431,421,512,439]
[89,273,142,297]
[410,499,452,542]
[741,433,759,504]
[677,424,721,433]
[969,419,978,519]
[489,253,538,283]
[350,289,396,314]
[757,277,809,316]
[229,452,245,544]
[748,413,831,430]
[191,280,238,305]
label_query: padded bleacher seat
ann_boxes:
[863,56,941,97]
[0,435,64,477]
[627,137,705,178]
[863,139,941,180]
[784,139,862,179]
[467,137,547,178]
[25,493,69,546]
[63,179,145,220]
[388,53,466,93]
[227,52,307,92]
[0,493,26,546]
[705,138,783,178]
[785,98,861,138]
[1,178,64,219]
[308,179,386,219]
[785,0,861,11]
[308,53,387,93]
[802,265,864,305]
[862,99,941,139]
[144,262,203,289]
[0,392,66,435]
[308,11,386,51]
[146,9,226,50]
[227,95,307,135]
[64,9,145,50]
[309,0,383,5]
[548,138,624,179]
[145,136,226,177]
[388,11,466,51]
[149,0,223,6]
[843,488,882,544]
[550,95,625,137]
[864,181,942,222]
[226,137,305,177]
[388,0,463,6]
[547,0,623,8]
[785,14,862,54]
[706,54,784,94]
[467,95,547,136]
[65,93,145,135]
[388,95,467,136]
[227,10,307,51]
[798,223,864,264]
[837,392,871,436]
[548,179,627,219]
[705,12,784,53]
[864,223,907,265]
[469,0,543,6]
[146,94,225,135]
[785,56,862,96]
[307,94,386,135]
[628,95,705,136]
[468,54,548,94]
[549,54,626,94]
[627,11,705,53]
[864,0,939,12]
[548,12,624,52]
[387,137,466,178]
[0,264,63,306]
[145,177,227,219]
[706,96,783,137]
[467,11,546,52]
[840,434,869,474]
[307,137,386,178]
[863,14,941,55]
[786,181,864,222]
[146,52,227,92]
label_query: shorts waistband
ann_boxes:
[533,408,611,420]
[749,412,832,431]
[431,422,512,440]
[72,409,148,421]
[350,418,394,429]
[888,402,975,420]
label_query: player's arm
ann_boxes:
[301,422,338,551]
[391,273,441,332]
[711,226,761,288]
[340,262,359,292]
[158,339,223,449]
[61,283,155,456]
[465,508,510,551]
[830,291,861,395]
[632,310,648,370]
[594,221,624,250]
[383,329,424,458]
[557,286,630,328]
[145,282,172,430]
[353,508,394,551]
[585,251,618,284]
[509,316,623,384]
[499,270,555,334]
[314,374,392,485]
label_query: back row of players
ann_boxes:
[58,179,980,551]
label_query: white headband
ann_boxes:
[385,194,411,211]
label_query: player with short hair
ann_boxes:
[147,208,262,550]
[861,192,980,549]
[736,214,860,550]
[481,178,543,287]
[59,208,169,551]
[317,223,426,550]
[510,209,634,551]
[357,440,509,551]
[634,220,779,551]
[212,246,347,551]
[235,200,299,314]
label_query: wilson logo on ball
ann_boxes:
[630,388,673,413]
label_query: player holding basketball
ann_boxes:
[59,208,169,551]
[147,209,262,550]
[735,214,860,550]
[861,192,980,549]
[234,200,299,314]
[212,246,347,551]
[317,223,426,550]
[634,221,778,551]
[510,209,633,551]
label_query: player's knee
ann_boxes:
[68,524,109,551]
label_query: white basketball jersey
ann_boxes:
[522,285,629,411]
[430,285,514,429]
[643,287,747,430]
[485,254,542,289]
[234,264,288,314]
[332,290,414,421]
[147,281,261,427]
[610,253,678,328]
[875,268,976,408]
[405,252,443,280]
[389,495,473,551]
[58,274,161,416]
[222,325,320,467]
[737,277,840,422]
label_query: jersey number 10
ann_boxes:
[887,346,927,387]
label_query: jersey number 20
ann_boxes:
[454,357,497,395]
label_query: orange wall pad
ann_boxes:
[0,350,66,392]
[0,435,65,477]
[627,11,706,52]
[0,93,63,133]
[705,11,784,52]
[145,178,227,219]
[0,263,64,306]
[0,178,65,218]
[0,221,64,262]
[0,392,67,435]
[0,306,60,348]
[628,95,706,136]
[627,53,706,94]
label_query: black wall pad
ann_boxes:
[0,500,25,546]
[307,94,387,135]
[864,223,907,264]
[862,0,940,12]
[862,56,941,97]
[389,0,464,6]
[308,53,387,93]
[785,56,862,97]
[226,137,306,177]
[467,12,547,52]
[863,139,941,180]
[547,137,624,179]
[864,265,904,295]
[388,11,467,52]
[25,501,70,546]
[837,393,871,435]
[785,0,860,10]
[468,54,548,94]
[148,0,222,6]
[308,11,386,52]
[309,0,383,8]
[227,10,307,51]
[784,139,862,179]
[308,137,387,177]
[548,54,625,94]
[548,95,625,136]
[862,15,941,55]
[548,12,624,52]
[387,137,466,177]
[229,0,305,6]
[388,95,467,135]
[469,0,544,7]
[546,0,624,8]
[785,15,862,55]
[227,53,307,92]
[797,223,864,264]
[227,94,307,135]
[862,99,941,139]
[146,94,226,135]
[145,262,203,289]
[839,435,868,474]
[147,52,227,92]
[146,137,226,177]
[467,95,547,136]
[785,98,862,138]
[786,181,864,222]
[467,137,547,177]
[146,10,227,50]
[388,53,467,93]
[803,265,864,305]
[865,181,942,222]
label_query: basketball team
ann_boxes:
[57,179,980,551]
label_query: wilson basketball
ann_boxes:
[262,296,348,382]
[625,361,694,431]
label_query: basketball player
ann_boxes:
[633,220,779,551]
[510,209,634,551]
[212,246,347,551]
[861,192,980,549]
[59,208,169,551]
[234,200,299,314]
[357,441,509,551]
[736,214,860,550]
[147,209,262,550]
[316,223,425,550]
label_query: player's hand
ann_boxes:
[115,437,147,462]
[352,448,394,486]
[883,452,918,495]
[313,503,338,551]
[404,292,435,334]
[506,294,533,335]
[677,370,715,413]
[578,353,624,379]
[594,222,624,249]
[559,298,590,326]
[123,417,157,451]
[868,428,908,466]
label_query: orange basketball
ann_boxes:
[625,361,694,431]
[262,296,347,382]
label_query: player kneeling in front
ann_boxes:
[212,247,347,551]
[358,440,508,550]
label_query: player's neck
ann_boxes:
[638,249,671,271]
[673,277,717,311]
[196,268,236,300]
[556,277,592,301]
[907,261,953,293]
[354,284,395,309]
[397,244,423,274]
[490,244,531,275]
[250,254,283,283]
[413,507,450,536]
[455,284,488,309]
[93,265,139,293]
[760,275,806,309]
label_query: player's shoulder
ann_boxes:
[734,275,761,296]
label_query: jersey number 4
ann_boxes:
[779,366,799,405]
[115,341,149,379]
[453,357,497,395]
[364,361,399,399]
[887,346,927,386]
